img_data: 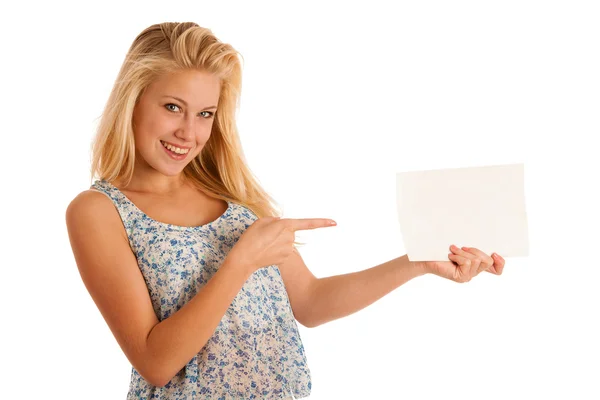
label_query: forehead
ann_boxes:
[144,69,221,103]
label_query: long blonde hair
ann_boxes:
[90,22,282,220]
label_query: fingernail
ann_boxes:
[329,220,337,226]
[492,253,498,258]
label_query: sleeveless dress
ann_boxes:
[90,180,312,400]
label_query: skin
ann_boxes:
[66,68,506,386]
[273,231,505,328]
[122,68,221,194]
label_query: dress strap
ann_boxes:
[89,179,139,235]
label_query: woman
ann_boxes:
[66,21,505,399]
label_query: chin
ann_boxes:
[161,164,190,175]
[145,158,188,176]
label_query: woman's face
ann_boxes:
[132,69,221,177]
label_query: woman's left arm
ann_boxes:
[277,250,427,328]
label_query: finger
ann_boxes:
[485,253,506,275]
[484,268,498,275]
[448,253,474,282]
[283,218,337,231]
[450,244,474,258]
[450,245,477,267]
[484,263,501,275]
[452,248,483,277]
[491,253,505,275]
[461,247,494,269]
[452,245,484,275]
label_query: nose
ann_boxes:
[174,114,195,142]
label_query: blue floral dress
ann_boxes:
[90,180,312,400]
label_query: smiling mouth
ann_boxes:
[160,140,191,155]
[160,141,190,160]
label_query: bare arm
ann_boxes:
[66,190,252,387]
[305,255,426,327]
[278,251,426,327]
[145,256,249,386]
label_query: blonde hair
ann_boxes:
[90,22,284,221]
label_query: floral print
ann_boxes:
[90,180,311,399]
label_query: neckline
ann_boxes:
[98,180,233,230]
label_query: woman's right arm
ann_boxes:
[65,190,253,387]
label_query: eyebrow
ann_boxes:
[162,95,217,110]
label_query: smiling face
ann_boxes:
[131,69,221,178]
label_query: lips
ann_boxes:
[161,141,189,160]
[160,140,191,151]
[160,140,191,152]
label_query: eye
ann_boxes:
[199,111,215,119]
[165,103,181,112]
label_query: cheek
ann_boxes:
[194,122,213,141]
[136,116,173,139]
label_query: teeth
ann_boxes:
[161,141,189,154]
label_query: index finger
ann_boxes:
[283,218,337,231]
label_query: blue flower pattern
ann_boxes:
[90,180,311,399]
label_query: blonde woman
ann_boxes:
[65,22,506,400]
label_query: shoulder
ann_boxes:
[65,189,124,236]
[66,189,113,219]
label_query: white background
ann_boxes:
[1,0,599,399]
